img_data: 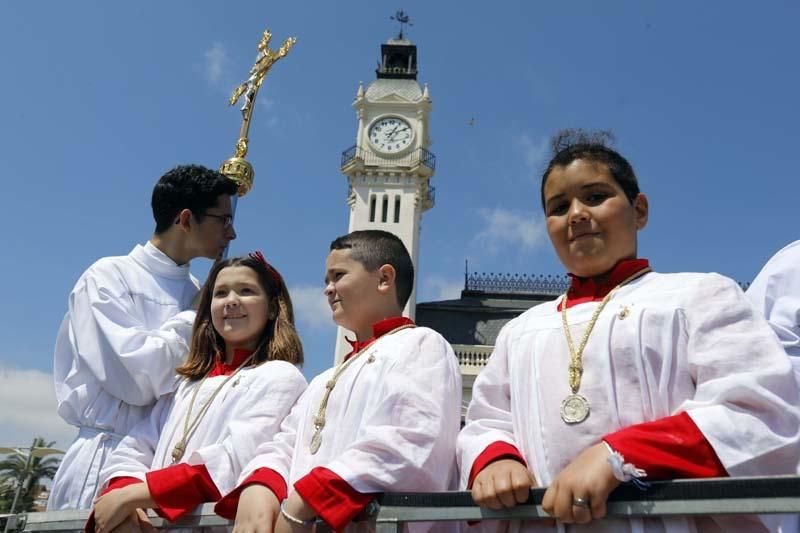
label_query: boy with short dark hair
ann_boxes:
[49,164,239,510]
[458,132,800,532]
[216,229,462,532]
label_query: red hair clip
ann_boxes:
[249,250,282,288]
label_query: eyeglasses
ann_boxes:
[203,213,234,229]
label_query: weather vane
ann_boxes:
[219,28,297,196]
[390,10,413,40]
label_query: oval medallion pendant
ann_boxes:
[309,430,322,455]
[560,394,590,424]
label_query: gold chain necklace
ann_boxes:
[559,267,652,424]
[309,324,416,454]
[171,353,255,463]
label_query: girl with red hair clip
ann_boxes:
[90,253,307,532]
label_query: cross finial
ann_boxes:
[390,10,413,40]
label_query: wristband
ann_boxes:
[279,500,316,527]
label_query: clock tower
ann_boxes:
[334,32,436,363]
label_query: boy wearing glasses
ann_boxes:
[48,164,238,510]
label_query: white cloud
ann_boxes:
[289,285,333,330]
[421,276,463,301]
[259,97,275,109]
[0,366,75,451]
[473,207,545,254]
[204,42,229,85]
[516,133,549,172]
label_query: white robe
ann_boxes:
[458,272,800,533]
[746,240,800,380]
[237,327,463,532]
[99,360,307,515]
[49,242,199,510]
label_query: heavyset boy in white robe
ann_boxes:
[216,317,462,532]
[746,240,800,380]
[50,242,199,509]
[93,351,306,525]
[458,261,800,532]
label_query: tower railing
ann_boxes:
[463,269,752,295]
[418,146,436,171]
[341,145,358,167]
[465,272,570,295]
[426,184,436,204]
[340,145,436,172]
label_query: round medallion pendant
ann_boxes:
[560,394,590,424]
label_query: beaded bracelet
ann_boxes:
[279,500,316,527]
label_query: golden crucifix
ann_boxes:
[219,29,297,196]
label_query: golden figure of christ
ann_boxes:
[229,30,297,140]
[220,28,296,196]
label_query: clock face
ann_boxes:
[368,117,414,153]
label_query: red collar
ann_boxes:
[345,316,415,361]
[209,348,254,377]
[558,259,651,310]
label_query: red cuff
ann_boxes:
[145,463,221,522]
[214,468,288,520]
[468,441,527,488]
[603,412,728,479]
[85,477,144,533]
[294,467,373,532]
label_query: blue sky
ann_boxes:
[1,1,798,448]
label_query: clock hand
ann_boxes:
[391,127,411,141]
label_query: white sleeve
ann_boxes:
[67,271,196,406]
[457,323,523,488]
[237,383,307,485]
[681,274,800,476]
[186,363,307,496]
[746,243,800,358]
[324,329,462,493]
[98,393,175,487]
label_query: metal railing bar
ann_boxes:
[19,504,228,532]
[374,497,800,523]
[13,477,800,531]
[377,475,800,507]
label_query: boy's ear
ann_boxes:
[376,264,397,295]
[176,209,193,233]
[633,193,649,230]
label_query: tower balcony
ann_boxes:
[341,145,436,176]
[421,184,435,211]
[426,184,435,205]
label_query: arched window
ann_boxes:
[394,195,401,223]
[369,195,376,222]
[381,194,389,223]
